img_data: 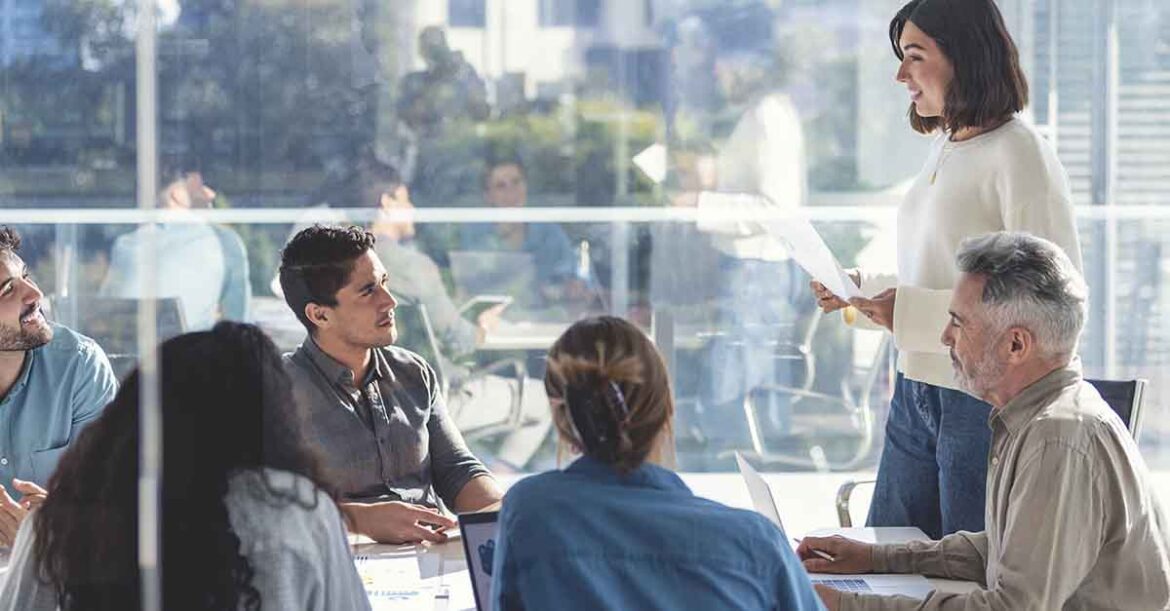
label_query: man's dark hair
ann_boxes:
[278,225,376,333]
[159,153,201,186]
[0,226,21,258]
[481,156,526,190]
[889,0,1028,135]
[355,157,404,208]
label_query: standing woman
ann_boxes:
[812,0,1083,539]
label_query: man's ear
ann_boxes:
[1005,326,1033,364]
[305,302,330,331]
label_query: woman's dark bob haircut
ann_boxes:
[890,0,1028,135]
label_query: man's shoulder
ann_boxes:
[39,324,106,363]
[377,345,438,382]
[985,119,1060,168]
[1025,381,1125,451]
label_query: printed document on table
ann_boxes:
[694,192,861,299]
[357,552,441,611]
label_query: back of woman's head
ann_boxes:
[544,316,674,474]
[34,322,329,611]
[890,0,1027,134]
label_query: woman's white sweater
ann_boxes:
[860,117,1083,390]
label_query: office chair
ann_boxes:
[49,296,186,380]
[392,297,532,442]
[731,324,891,472]
[833,377,1149,527]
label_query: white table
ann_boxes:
[352,537,477,611]
[351,526,977,611]
[479,321,568,351]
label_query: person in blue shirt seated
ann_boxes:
[490,316,825,611]
[458,158,592,307]
[0,226,118,548]
[101,156,252,330]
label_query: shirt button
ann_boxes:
[991,456,999,466]
[1,458,8,465]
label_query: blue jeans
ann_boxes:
[866,373,992,540]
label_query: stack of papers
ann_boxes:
[356,554,441,611]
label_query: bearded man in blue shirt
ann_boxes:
[0,226,118,546]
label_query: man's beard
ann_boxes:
[0,306,53,351]
[954,344,1006,399]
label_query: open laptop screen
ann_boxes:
[458,511,501,611]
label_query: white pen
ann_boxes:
[794,538,836,563]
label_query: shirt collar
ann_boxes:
[300,336,390,389]
[991,358,1083,435]
[565,455,691,495]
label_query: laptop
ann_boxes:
[458,511,501,611]
[734,452,934,599]
[448,251,538,307]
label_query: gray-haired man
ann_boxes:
[799,231,1170,610]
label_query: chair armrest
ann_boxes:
[836,478,877,527]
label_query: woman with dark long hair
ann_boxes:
[0,322,370,610]
[490,316,822,611]
[812,0,1083,539]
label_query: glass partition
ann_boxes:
[1,0,1168,604]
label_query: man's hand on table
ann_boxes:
[797,535,875,574]
[798,535,876,609]
[341,500,457,544]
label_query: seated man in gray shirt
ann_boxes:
[278,225,502,544]
[800,232,1170,610]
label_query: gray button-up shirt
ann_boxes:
[284,338,490,508]
[843,363,1170,610]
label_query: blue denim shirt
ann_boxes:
[491,456,825,611]
[457,222,578,286]
[0,324,117,490]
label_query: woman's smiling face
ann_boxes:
[895,20,955,119]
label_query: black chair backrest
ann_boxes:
[1086,378,1147,439]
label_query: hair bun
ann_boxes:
[564,377,634,462]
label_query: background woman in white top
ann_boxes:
[812,0,1083,539]
[0,323,370,610]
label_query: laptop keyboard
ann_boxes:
[812,578,872,593]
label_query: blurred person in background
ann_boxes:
[670,6,810,455]
[458,157,592,309]
[102,156,251,330]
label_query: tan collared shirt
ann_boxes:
[842,364,1170,610]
